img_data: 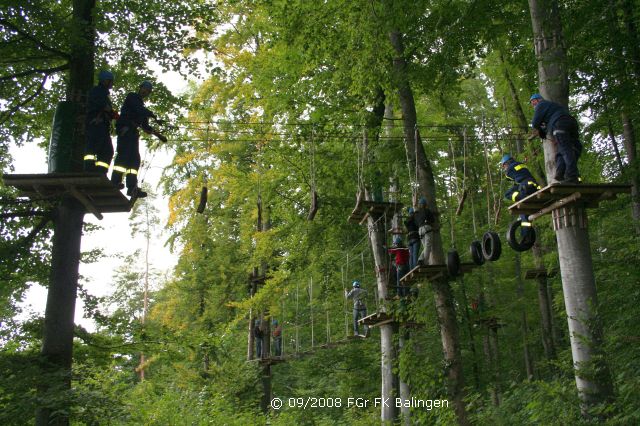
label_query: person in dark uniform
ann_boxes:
[404,207,420,270]
[84,70,117,174]
[500,154,541,239]
[530,93,582,184]
[111,81,166,199]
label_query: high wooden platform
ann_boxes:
[248,357,287,366]
[400,262,478,284]
[475,317,506,330]
[359,311,422,328]
[509,183,631,221]
[348,193,403,224]
[524,267,558,280]
[2,173,131,220]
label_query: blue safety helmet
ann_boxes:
[418,197,427,206]
[352,280,360,288]
[499,154,513,166]
[98,70,114,82]
[272,319,278,326]
[407,207,414,214]
[530,93,543,102]
[140,80,153,91]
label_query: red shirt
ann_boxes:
[388,247,409,266]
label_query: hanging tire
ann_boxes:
[506,220,536,252]
[482,231,502,261]
[469,240,485,266]
[447,249,461,278]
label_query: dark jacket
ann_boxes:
[116,92,155,133]
[86,84,113,124]
[504,161,540,202]
[414,207,435,228]
[531,100,572,137]
[404,214,420,241]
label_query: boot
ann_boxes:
[127,187,147,198]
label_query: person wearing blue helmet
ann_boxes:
[500,153,541,240]
[84,70,117,174]
[111,80,167,199]
[529,93,582,184]
[345,280,368,336]
[404,206,420,269]
[414,197,435,265]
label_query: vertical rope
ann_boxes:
[481,114,496,227]
[296,280,299,353]
[310,276,314,348]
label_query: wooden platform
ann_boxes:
[359,311,422,328]
[509,183,631,221]
[248,357,287,366]
[475,317,506,330]
[524,268,558,280]
[3,173,132,220]
[400,262,478,284]
[348,193,403,224]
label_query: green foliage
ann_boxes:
[2,0,640,423]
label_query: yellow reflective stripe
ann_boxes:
[511,191,519,202]
[514,164,526,171]
[95,161,110,169]
[521,222,532,227]
[113,165,127,173]
[84,154,97,161]
[127,168,138,175]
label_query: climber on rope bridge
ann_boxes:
[500,154,541,241]
[345,280,368,337]
[84,70,117,175]
[111,81,167,199]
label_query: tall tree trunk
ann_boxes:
[501,52,556,362]
[621,112,640,232]
[529,0,614,415]
[608,0,640,232]
[36,1,95,424]
[362,92,399,421]
[515,254,535,380]
[388,29,468,425]
[532,244,557,361]
[398,331,411,426]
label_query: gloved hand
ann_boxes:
[111,111,120,120]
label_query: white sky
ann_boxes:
[13,70,193,331]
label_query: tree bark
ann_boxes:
[388,29,468,425]
[528,0,614,415]
[362,104,399,421]
[36,1,95,424]
[515,254,535,380]
[532,244,557,361]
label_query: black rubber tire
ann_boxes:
[506,220,536,252]
[447,249,461,278]
[482,231,502,261]
[469,240,485,266]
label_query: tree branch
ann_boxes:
[0,18,70,59]
[0,73,54,126]
[0,210,49,219]
[0,63,69,82]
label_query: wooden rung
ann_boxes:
[65,184,103,220]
